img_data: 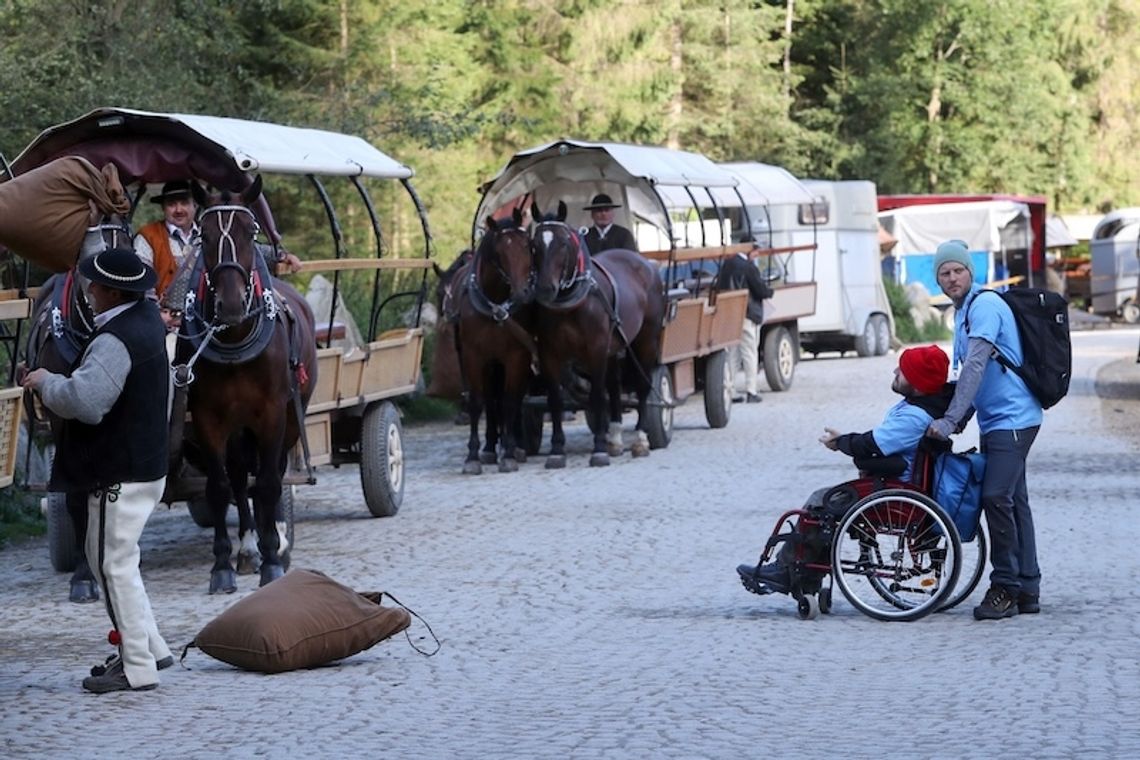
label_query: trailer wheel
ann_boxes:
[703,349,732,429]
[643,365,674,449]
[763,326,796,392]
[855,317,876,357]
[46,492,77,573]
[360,401,404,518]
[872,314,892,356]
[1122,300,1140,325]
[522,405,544,456]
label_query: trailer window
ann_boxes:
[799,200,829,225]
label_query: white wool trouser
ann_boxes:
[86,477,170,688]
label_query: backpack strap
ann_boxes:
[960,288,1015,377]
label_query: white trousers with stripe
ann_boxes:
[85,477,171,688]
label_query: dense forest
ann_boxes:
[1,0,1137,263]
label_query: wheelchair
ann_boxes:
[739,439,989,622]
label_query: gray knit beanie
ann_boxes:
[933,239,973,277]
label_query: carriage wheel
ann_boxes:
[762,325,796,392]
[186,495,216,528]
[643,365,674,450]
[521,405,544,456]
[702,349,732,429]
[938,519,988,613]
[46,492,78,573]
[831,489,962,622]
[360,401,404,518]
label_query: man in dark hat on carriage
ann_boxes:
[22,247,173,693]
[582,193,638,255]
[134,179,203,329]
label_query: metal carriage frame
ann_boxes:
[7,107,435,571]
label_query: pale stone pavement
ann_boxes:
[2,327,1138,759]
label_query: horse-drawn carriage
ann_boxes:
[5,108,433,591]
[470,140,818,454]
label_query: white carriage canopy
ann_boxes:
[8,107,416,245]
[475,139,742,245]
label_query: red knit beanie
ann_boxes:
[898,345,949,395]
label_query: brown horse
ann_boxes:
[530,202,666,467]
[174,177,317,593]
[453,210,536,474]
[24,216,133,603]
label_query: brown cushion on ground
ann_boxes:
[193,568,411,673]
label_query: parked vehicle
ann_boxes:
[1089,208,1140,323]
[755,179,893,357]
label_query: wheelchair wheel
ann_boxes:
[831,489,962,622]
[938,519,988,613]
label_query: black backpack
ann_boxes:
[965,288,1071,409]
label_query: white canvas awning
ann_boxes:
[718,162,816,207]
[1045,215,1079,248]
[878,200,1030,254]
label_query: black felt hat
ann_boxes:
[78,247,157,292]
[583,193,621,210]
[150,180,198,204]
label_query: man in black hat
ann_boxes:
[22,247,173,694]
[582,193,638,255]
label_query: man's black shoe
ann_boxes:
[736,561,790,595]
[1018,592,1040,614]
[745,393,762,404]
[90,653,174,677]
[82,668,157,694]
[974,585,1019,620]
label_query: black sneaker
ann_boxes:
[82,668,157,694]
[736,561,790,595]
[974,585,1019,620]
[745,393,762,404]
[1018,592,1040,614]
[90,653,174,677]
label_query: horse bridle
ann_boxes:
[470,225,534,322]
[199,204,262,323]
[534,220,590,293]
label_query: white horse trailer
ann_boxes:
[761,179,893,357]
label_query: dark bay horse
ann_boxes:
[453,210,536,474]
[24,216,133,603]
[530,202,666,467]
[175,178,317,593]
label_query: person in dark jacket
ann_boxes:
[716,250,773,402]
[736,345,952,593]
[582,193,638,254]
[22,247,173,694]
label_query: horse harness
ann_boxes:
[464,226,540,367]
[172,204,314,481]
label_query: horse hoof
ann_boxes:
[69,580,100,604]
[479,451,498,465]
[589,452,611,467]
[259,564,285,587]
[606,444,623,457]
[236,553,261,575]
[498,458,519,473]
[545,455,566,470]
[630,443,650,458]
[209,569,237,595]
[462,461,483,475]
[513,448,527,464]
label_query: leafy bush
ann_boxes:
[884,279,950,344]
[0,487,44,548]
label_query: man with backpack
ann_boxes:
[928,240,1043,621]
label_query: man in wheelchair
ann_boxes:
[737,345,952,595]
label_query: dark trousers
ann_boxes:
[980,426,1040,595]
